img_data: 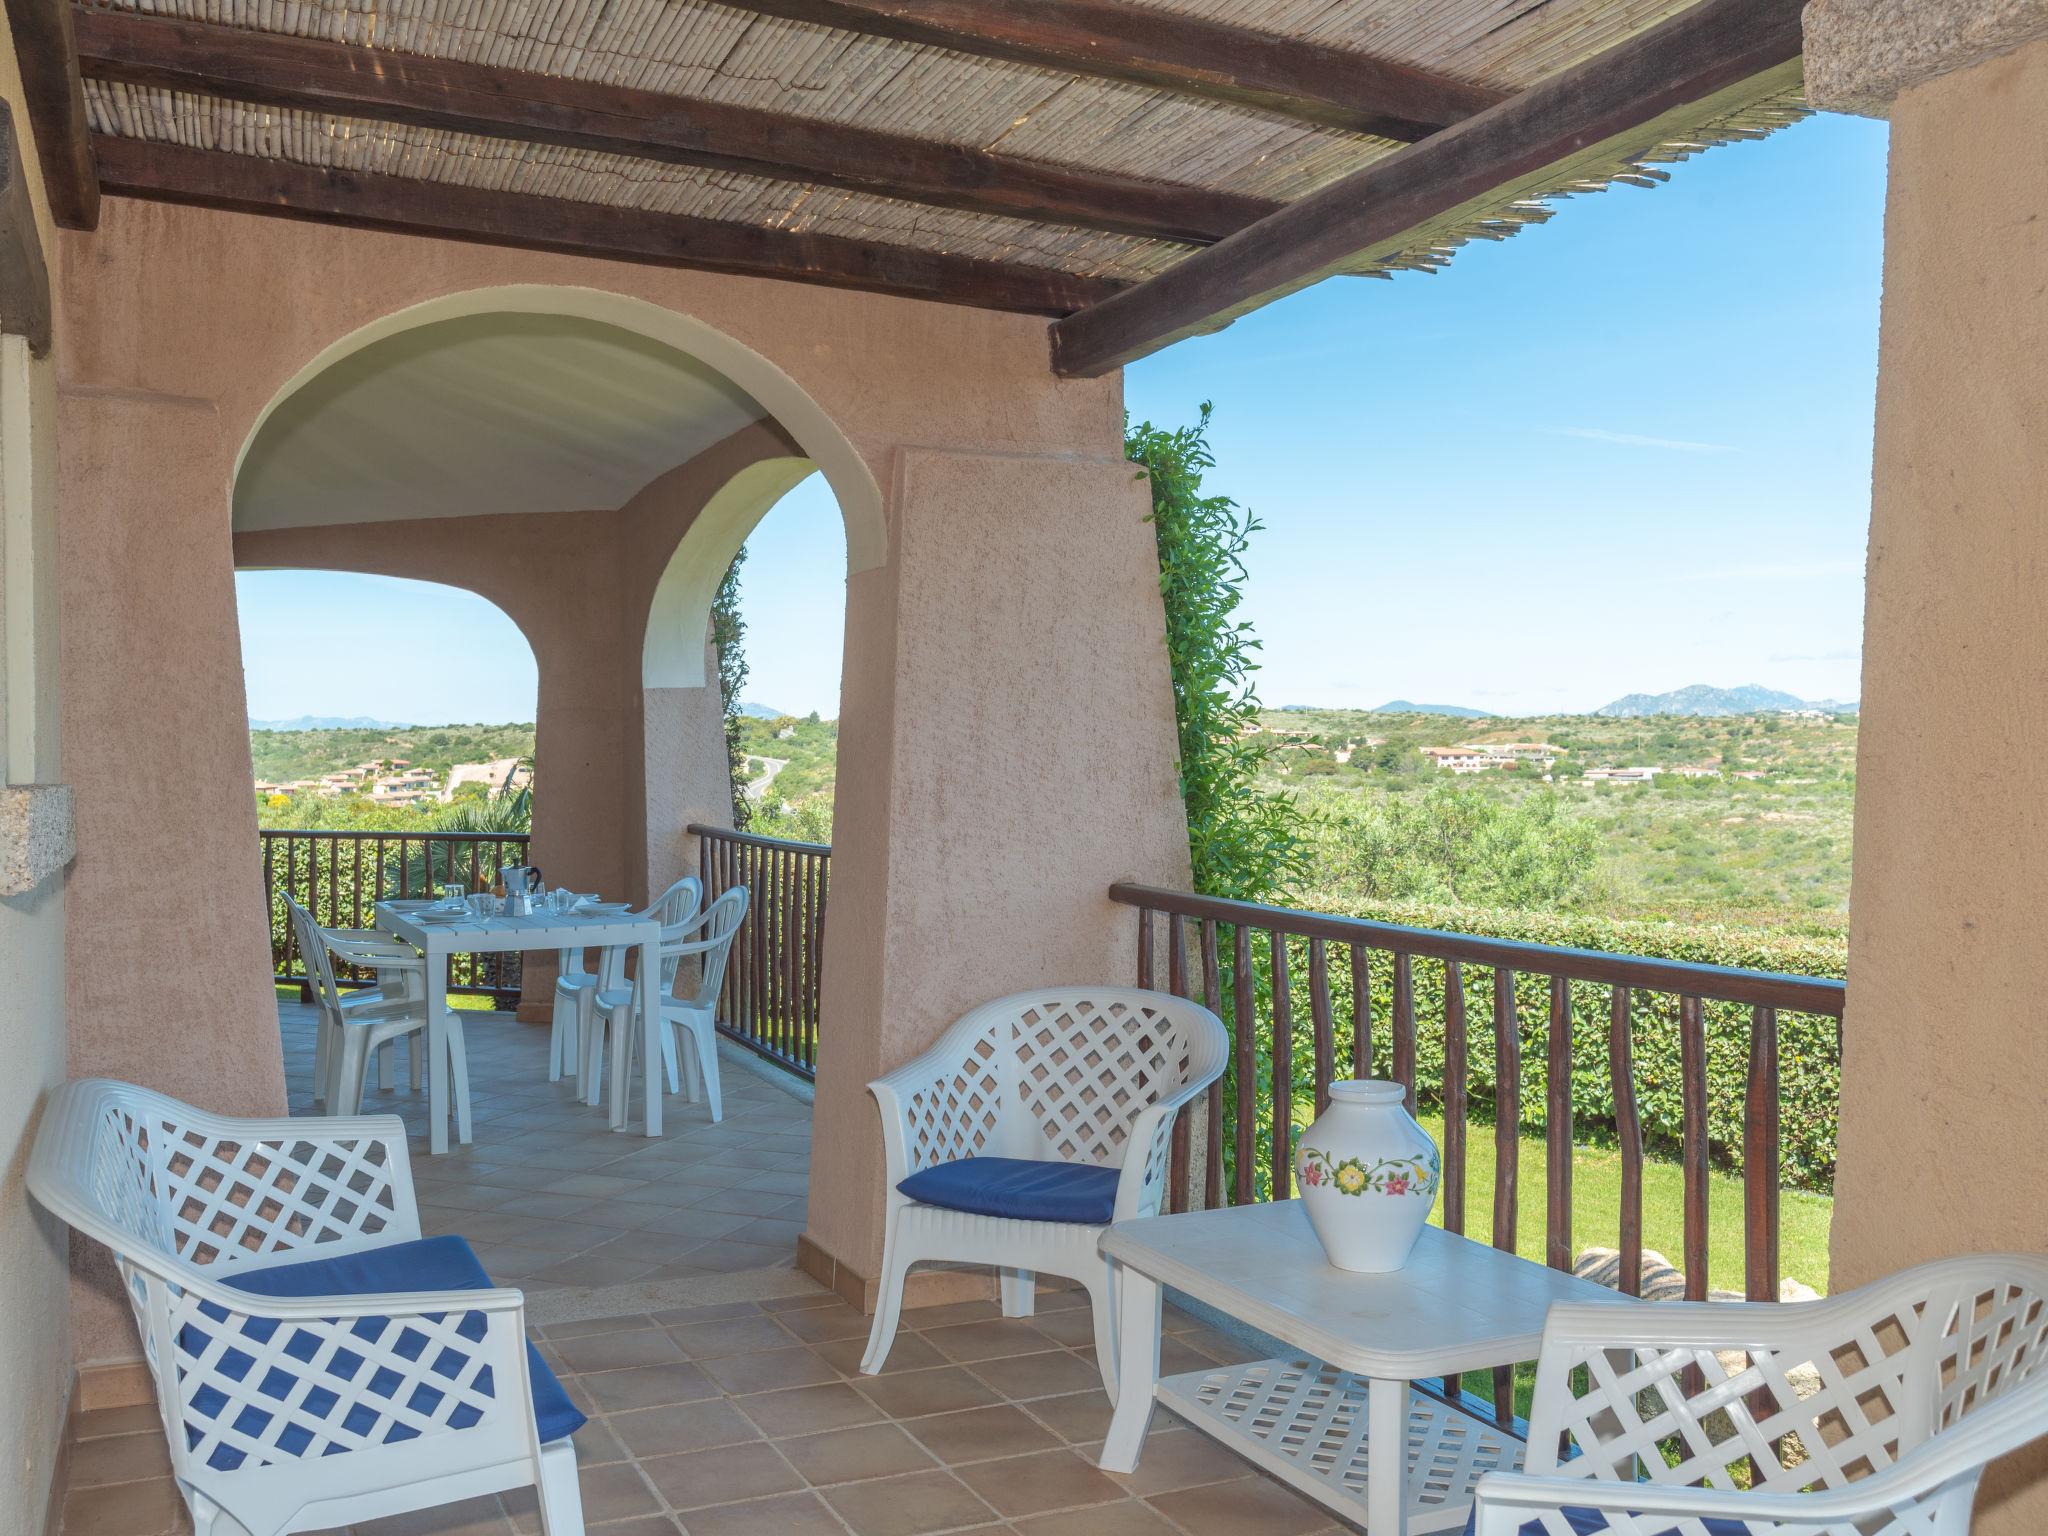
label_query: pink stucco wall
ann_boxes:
[53,197,1188,1356]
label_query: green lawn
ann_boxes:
[1407,1111,1832,1297]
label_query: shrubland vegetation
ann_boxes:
[251,723,534,787]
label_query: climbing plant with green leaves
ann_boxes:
[712,549,751,830]
[1127,403,1307,903]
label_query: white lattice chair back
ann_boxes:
[666,885,749,1011]
[24,1079,567,1536]
[896,988,1227,1190]
[1497,1253,2048,1536]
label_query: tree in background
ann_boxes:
[712,550,751,830]
[1127,404,1307,902]
[1299,782,1599,910]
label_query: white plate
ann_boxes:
[412,909,470,924]
[575,901,634,915]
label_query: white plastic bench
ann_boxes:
[860,986,1228,1400]
[1471,1253,2048,1535]
[28,1078,586,1536]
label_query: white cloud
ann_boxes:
[1553,426,1735,454]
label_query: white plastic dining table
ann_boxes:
[375,902,665,1155]
[1097,1202,1638,1534]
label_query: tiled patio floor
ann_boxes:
[279,1000,818,1310]
[60,1289,1346,1536]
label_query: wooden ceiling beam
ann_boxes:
[75,9,1275,245]
[1050,0,1806,378]
[4,0,97,227]
[92,136,1125,315]
[708,0,1504,140]
[0,103,51,353]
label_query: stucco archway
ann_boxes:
[232,285,886,576]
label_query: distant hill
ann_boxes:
[251,714,409,731]
[1595,684,1856,717]
[738,702,788,719]
[1371,700,1492,718]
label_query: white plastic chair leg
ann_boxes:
[535,1438,587,1535]
[405,1032,418,1093]
[377,1038,397,1092]
[329,1028,371,1117]
[446,1020,473,1143]
[577,990,605,1106]
[999,1268,1036,1318]
[659,1017,681,1095]
[683,1017,723,1122]
[310,1006,331,1107]
[1083,1262,1120,1406]
[549,988,577,1083]
[860,1218,913,1375]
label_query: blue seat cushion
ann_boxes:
[174,1233,584,1471]
[1461,1505,1755,1535]
[898,1156,1120,1224]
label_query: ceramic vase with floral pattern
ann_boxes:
[1294,1080,1440,1273]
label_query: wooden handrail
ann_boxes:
[687,822,832,856]
[1108,881,1844,1016]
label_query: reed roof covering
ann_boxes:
[57,0,1808,331]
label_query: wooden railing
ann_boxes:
[1111,881,1845,1424]
[691,823,830,1079]
[260,829,531,1001]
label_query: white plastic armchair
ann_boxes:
[1470,1254,2048,1536]
[553,877,699,1088]
[27,1078,585,1536]
[860,987,1228,1399]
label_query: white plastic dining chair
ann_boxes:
[286,896,468,1124]
[587,885,748,1124]
[550,877,698,1087]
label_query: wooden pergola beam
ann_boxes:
[0,103,51,353]
[4,0,97,228]
[74,9,1277,245]
[1050,0,1807,378]
[710,0,1504,140]
[93,137,1125,315]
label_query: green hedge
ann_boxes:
[1217,898,1844,1197]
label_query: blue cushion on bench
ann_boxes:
[174,1233,584,1471]
[899,1156,1120,1224]
[1460,1505,1755,1535]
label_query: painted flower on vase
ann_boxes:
[1298,1144,1439,1200]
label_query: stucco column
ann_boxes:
[799,447,1191,1306]
[59,384,286,1360]
[1812,7,2048,1528]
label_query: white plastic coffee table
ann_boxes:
[1099,1202,1637,1534]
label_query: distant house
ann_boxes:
[1672,763,1721,779]
[1425,746,1523,774]
[1583,766,1661,785]
[1731,769,1767,781]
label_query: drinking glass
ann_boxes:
[439,884,466,910]
[469,892,498,919]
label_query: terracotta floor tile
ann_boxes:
[67,1430,174,1487]
[1019,1308,1099,1351]
[951,1448,1124,1519]
[770,1302,876,1344]
[758,1291,843,1313]
[350,1493,515,1534]
[60,1478,192,1536]
[552,1327,687,1374]
[773,1421,938,1486]
[649,1300,768,1326]
[677,1490,848,1535]
[543,1313,657,1341]
[569,1461,665,1525]
[1145,1473,1336,1535]
[904,1405,1061,1466]
[70,1404,164,1440]
[817,1469,996,1536]
[637,1439,804,1509]
[902,1299,1002,1331]
[1013,1499,1178,1535]
[1017,1390,1114,1445]
[692,1186,799,1217]
[853,1366,1004,1420]
[702,1345,843,1395]
[606,1398,762,1459]
[641,1207,755,1241]
[663,1314,803,1358]
[965,1350,1104,1402]
[813,1330,946,1378]
[735,1381,886,1438]
[922,1320,1057,1364]
[1157,1336,1230,1377]
[578,1361,720,1413]
[570,1416,631,1467]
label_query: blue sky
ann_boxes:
[237,109,1889,726]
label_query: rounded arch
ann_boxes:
[232,284,886,576]
[642,455,820,689]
